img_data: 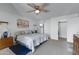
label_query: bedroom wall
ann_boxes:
[0,3,20,35]
[41,14,79,43]
[47,16,67,40]
[67,17,79,42]
[0,3,37,37]
[39,18,58,40]
[39,16,68,40]
[49,18,58,40]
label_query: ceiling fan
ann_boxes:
[26,3,49,15]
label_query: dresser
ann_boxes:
[73,34,79,55]
[0,37,13,49]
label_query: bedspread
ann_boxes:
[17,33,48,53]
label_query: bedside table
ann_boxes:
[0,37,13,49]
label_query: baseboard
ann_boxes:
[67,39,73,43]
[59,37,67,39]
[50,39,58,40]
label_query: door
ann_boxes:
[58,21,67,40]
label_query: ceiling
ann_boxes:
[12,3,79,20]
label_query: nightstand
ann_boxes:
[0,37,13,49]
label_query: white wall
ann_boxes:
[44,20,51,35]
[0,3,20,34]
[0,3,37,36]
[67,17,79,42]
[42,14,79,43]
[39,18,58,40]
[49,18,58,40]
[43,17,67,40]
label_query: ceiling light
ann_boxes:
[39,24,43,27]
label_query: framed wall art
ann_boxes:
[17,19,29,28]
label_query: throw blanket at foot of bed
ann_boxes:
[9,44,32,55]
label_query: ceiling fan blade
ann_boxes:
[40,3,49,9]
[42,10,49,12]
[27,3,36,9]
[26,10,35,13]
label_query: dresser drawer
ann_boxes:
[73,35,79,55]
[0,37,13,49]
[5,39,13,47]
[0,41,6,49]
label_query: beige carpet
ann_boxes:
[0,48,15,55]
[33,39,73,55]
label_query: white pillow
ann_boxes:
[25,30,32,34]
[15,31,25,36]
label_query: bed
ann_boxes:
[16,33,49,53]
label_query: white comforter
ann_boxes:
[17,33,48,53]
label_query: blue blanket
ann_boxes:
[9,44,31,55]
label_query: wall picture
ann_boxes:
[17,19,29,28]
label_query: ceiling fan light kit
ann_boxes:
[35,10,40,14]
[27,3,49,15]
